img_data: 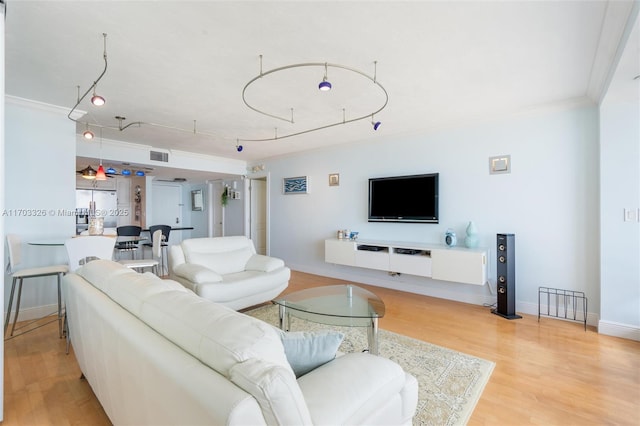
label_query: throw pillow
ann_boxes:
[279,330,345,377]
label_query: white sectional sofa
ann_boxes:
[168,236,290,310]
[63,260,418,425]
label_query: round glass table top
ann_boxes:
[272,284,385,319]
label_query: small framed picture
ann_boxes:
[191,189,203,211]
[283,176,309,194]
[329,173,340,186]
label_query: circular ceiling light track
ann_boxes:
[239,57,388,142]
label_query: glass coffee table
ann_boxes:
[272,284,385,355]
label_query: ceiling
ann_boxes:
[5,1,639,181]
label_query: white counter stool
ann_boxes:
[65,235,116,272]
[118,230,162,275]
[143,225,171,275]
[4,234,68,338]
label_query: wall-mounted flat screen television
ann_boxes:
[368,173,439,223]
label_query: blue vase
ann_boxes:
[465,221,478,248]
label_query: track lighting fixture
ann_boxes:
[83,123,95,140]
[91,88,105,106]
[241,58,388,142]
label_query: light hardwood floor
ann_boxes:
[3,271,639,425]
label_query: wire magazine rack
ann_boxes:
[538,287,588,331]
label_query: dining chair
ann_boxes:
[115,225,142,259]
[143,225,171,274]
[118,230,162,275]
[65,236,116,272]
[4,234,69,338]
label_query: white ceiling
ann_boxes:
[5,1,639,179]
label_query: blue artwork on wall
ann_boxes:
[283,176,308,194]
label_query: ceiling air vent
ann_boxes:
[150,150,169,162]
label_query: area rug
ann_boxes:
[246,305,495,426]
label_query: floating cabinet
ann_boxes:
[431,249,486,285]
[325,239,487,286]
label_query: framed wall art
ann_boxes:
[283,176,308,194]
[329,173,340,186]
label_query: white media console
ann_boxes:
[325,238,488,285]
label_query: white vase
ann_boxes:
[465,221,478,248]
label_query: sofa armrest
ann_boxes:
[173,263,223,284]
[245,255,285,273]
[297,353,417,425]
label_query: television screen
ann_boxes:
[368,173,439,223]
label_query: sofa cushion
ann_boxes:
[77,259,137,293]
[278,330,345,377]
[182,237,256,275]
[138,290,291,377]
[229,358,313,425]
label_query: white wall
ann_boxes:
[261,105,601,318]
[4,98,77,320]
[187,183,209,238]
[599,100,640,338]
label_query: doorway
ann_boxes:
[151,183,183,245]
[249,177,267,255]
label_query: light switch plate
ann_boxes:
[624,208,637,222]
[489,155,511,174]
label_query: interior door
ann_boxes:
[212,181,224,237]
[151,183,183,245]
[250,178,267,255]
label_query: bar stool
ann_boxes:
[115,225,142,259]
[119,230,162,275]
[4,234,68,338]
[143,225,171,275]
[65,235,116,272]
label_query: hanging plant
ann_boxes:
[221,186,229,206]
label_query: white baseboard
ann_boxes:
[598,320,640,341]
[4,303,60,325]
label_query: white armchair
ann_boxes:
[169,236,290,310]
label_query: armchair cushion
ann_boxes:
[173,263,223,284]
[246,254,285,273]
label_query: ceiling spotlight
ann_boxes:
[91,88,105,106]
[135,170,145,176]
[83,129,94,139]
[318,62,332,91]
[371,115,381,131]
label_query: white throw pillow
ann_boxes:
[279,330,345,377]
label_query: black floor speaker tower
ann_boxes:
[492,233,522,320]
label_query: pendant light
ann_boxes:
[80,165,97,180]
[95,129,107,180]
